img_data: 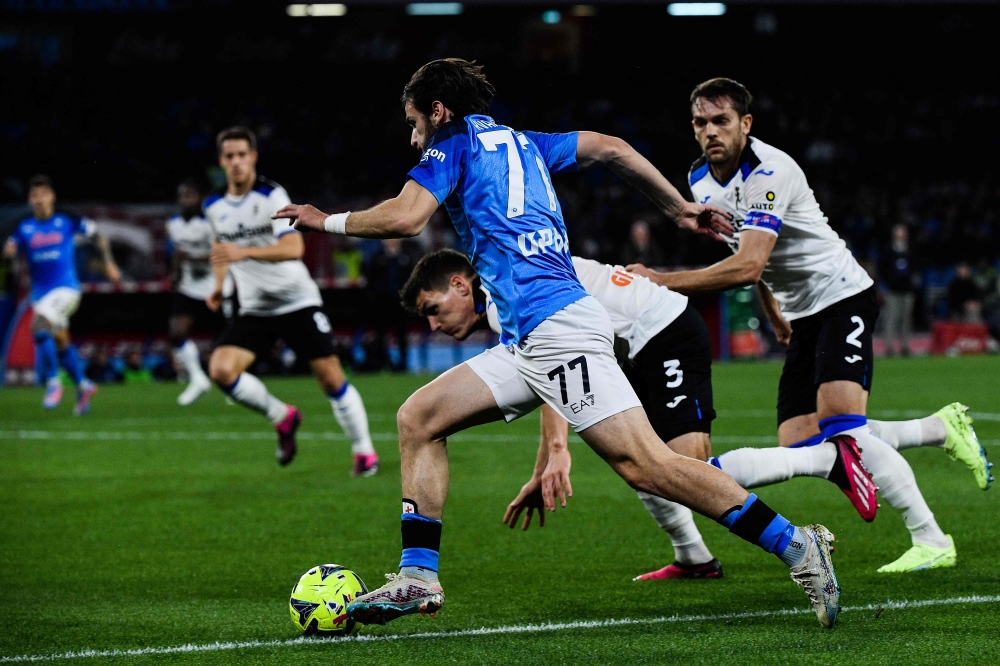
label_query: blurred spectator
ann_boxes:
[123,348,153,383]
[879,224,916,356]
[947,262,983,323]
[84,345,123,384]
[363,239,420,372]
[620,220,665,268]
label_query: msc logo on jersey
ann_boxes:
[29,231,64,248]
[517,227,569,257]
[611,269,634,287]
[421,148,447,163]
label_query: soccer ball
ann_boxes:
[289,564,368,636]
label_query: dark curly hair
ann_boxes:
[401,58,495,120]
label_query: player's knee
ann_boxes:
[208,355,239,387]
[397,392,436,444]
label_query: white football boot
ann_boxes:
[177,376,211,406]
[789,524,841,629]
[347,572,444,625]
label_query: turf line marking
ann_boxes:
[2,431,998,448]
[2,594,998,663]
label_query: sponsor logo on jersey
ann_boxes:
[517,227,569,257]
[215,223,274,243]
[29,231,64,248]
[766,191,775,201]
[700,195,711,204]
[749,202,775,211]
[421,148,447,163]
[755,169,774,176]
[611,269,634,287]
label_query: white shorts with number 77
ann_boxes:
[466,296,641,431]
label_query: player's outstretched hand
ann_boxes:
[503,477,545,531]
[624,263,654,279]
[105,262,122,285]
[272,204,328,232]
[674,202,734,242]
[540,448,573,512]
[206,290,223,312]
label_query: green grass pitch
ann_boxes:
[1,356,998,664]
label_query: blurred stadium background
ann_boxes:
[1,0,998,383]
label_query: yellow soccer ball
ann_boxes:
[289,564,368,636]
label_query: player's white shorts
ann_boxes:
[466,296,641,431]
[32,287,81,330]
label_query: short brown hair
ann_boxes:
[28,174,54,191]
[690,78,753,117]
[401,59,495,120]
[399,249,476,313]
[216,126,257,155]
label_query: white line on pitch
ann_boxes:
[1,594,997,663]
[1,431,998,448]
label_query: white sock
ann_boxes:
[227,373,288,426]
[636,491,713,565]
[330,383,375,456]
[869,417,946,450]
[714,443,837,489]
[842,424,950,549]
[177,340,209,384]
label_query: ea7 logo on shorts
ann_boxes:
[421,148,447,163]
[570,394,595,414]
[518,227,569,257]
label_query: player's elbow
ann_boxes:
[390,215,425,238]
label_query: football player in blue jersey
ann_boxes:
[274,59,843,628]
[4,175,121,413]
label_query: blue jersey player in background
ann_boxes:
[3,175,121,413]
[275,59,843,629]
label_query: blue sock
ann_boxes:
[718,493,806,567]
[399,501,441,580]
[819,414,868,439]
[33,332,59,383]
[58,345,86,387]
[789,433,826,448]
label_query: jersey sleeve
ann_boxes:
[741,162,796,236]
[522,131,579,175]
[269,187,298,237]
[406,133,466,204]
[70,214,96,238]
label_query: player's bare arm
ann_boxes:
[575,131,733,241]
[503,404,575,530]
[206,256,228,311]
[627,228,776,294]
[757,281,792,346]
[210,230,304,264]
[3,238,17,260]
[272,179,440,239]
[92,232,122,283]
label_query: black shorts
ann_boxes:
[171,293,225,330]
[216,305,338,362]
[777,285,879,426]
[624,303,716,444]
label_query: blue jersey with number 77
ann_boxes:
[408,115,588,345]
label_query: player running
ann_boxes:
[204,127,378,475]
[166,179,220,406]
[628,78,991,574]
[400,249,877,581]
[4,174,121,414]
[275,59,842,628]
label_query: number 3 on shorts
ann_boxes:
[664,359,683,388]
[313,311,332,334]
